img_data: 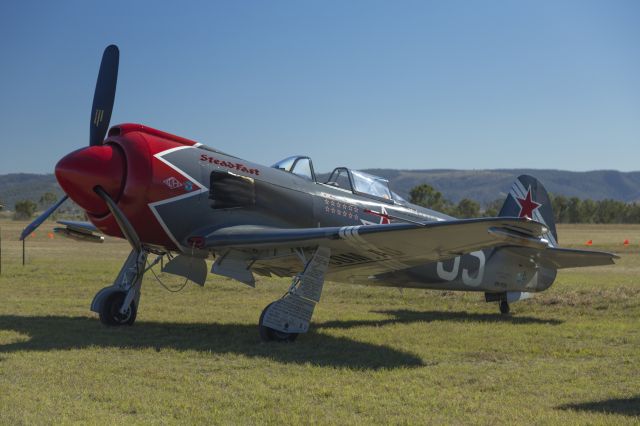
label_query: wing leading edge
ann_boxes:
[202,216,547,249]
[56,220,100,234]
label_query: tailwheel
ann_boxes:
[499,300,510,315]
[258,302,298,343]
[99,291,137,326]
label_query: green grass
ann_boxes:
[0,221,639,424]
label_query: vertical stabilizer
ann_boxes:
[498,175,557,246]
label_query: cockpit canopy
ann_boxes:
[272,155,406,204]
[272,156,316,181]
[325,167,405,203]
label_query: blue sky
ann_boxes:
[1,1,639,174]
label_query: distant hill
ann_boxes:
[0,174,64,211]
[362,169,640,205]
[1,170,640,211]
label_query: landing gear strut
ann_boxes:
[485,292,513,315]
[499,300,510,315]
[91,186,156,327]
[259,246,330,342]
[91,249,148,327]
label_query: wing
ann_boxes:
[56,220,100,234]
[198,217,549,280]
[54,220,104,243]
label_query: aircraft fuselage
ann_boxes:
[55,123,556,294]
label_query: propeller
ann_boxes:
[20,45,120,240]
[90,44,119,146]
[19,195,69,241]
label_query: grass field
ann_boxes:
[0,220,638,424]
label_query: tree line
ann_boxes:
[10,192,62,220]
[6,187,640,224]
[409,183,640,224]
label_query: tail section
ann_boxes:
[484,174,618,313]
[498,175,557,247]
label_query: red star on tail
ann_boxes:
[516,187,541,219]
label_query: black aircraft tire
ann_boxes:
[499,300,510,315]
[258,302,298,343]
[99,291,137,326]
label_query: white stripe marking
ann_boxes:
[148,145,207,251]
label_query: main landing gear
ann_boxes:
[258,246,331,342]
[259,302,298,342]
[91,242,331,340]
[485,292,512,316]
[91,250,149,326]
[100,291,137,325]
[499,300,510,315]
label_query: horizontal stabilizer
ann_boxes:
[541,247,618,268]
[504,246,618,269]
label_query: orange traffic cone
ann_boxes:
[585,240,593,246]
[623,239,630,246]
[47,232,54,239]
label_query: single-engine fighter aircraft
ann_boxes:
[21,45,618,342]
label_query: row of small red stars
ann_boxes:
[323,198,359,213]
[324,206,359,220]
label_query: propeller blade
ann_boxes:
[94,186,142,252]
[20,195,69,241]
[90,44,119,146]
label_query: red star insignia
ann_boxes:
[361,207,392,225]
[379,206,391,224]
[516,187,541,219]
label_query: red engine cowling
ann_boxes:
[55,123,200,250]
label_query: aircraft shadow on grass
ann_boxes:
[0,315,424,370]
[315,309,564,330]
[557,396,640,417]
[0,310,562,370]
